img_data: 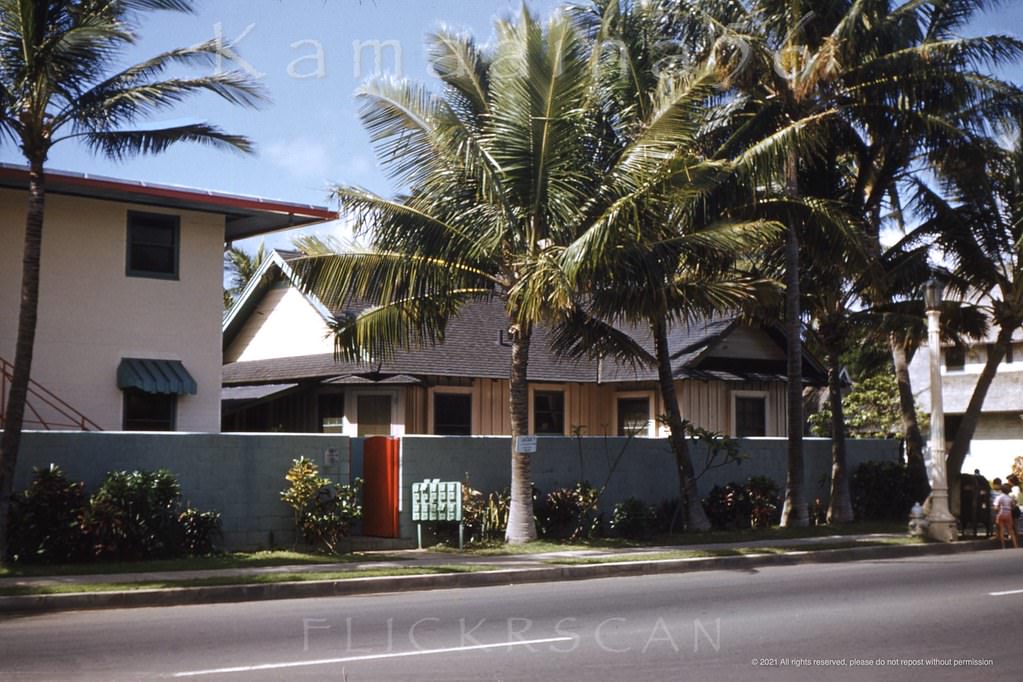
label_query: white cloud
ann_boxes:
[265,137,332,180]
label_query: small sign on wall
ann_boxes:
[514,435,537,453]
[323,448,339,468]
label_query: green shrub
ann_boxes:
[6,465,88,563]
[851,461,913,521]
[701,477,781,530]
[85,469,183,559]
[7,467,222,564]
[702,482,748,529]
[539,482,599,541]
[178,508,222,556]
[462,482,510,544]
[610,497,655,539]
[281,457,362,554]
[746,476,781,529]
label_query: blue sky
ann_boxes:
[1,0,1020,254]
[0,0,558,251]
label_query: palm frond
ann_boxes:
[82,123,252,159]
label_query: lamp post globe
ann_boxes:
[924,276,943,312]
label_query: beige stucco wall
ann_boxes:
[0,188,225,431]
[224,283,334,363]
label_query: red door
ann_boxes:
[362,436,400,537]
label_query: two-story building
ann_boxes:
[0,164,333,432]
[911,327,1023,476]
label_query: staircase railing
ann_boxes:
[0,355,102,431]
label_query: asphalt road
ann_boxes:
[1,549,1020,681]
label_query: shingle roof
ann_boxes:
[222,251,810,387]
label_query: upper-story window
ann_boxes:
[944,346,966,371]
[127,211,179,279]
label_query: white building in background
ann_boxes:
[0,164,332,433]
[910,326,1023,477]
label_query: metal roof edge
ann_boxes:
[0,162,334,220]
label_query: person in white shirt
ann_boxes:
[994,483,1019,549]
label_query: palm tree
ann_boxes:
[295,6,778,542]
[914,127,1023,504]
[670,0,1023,525]
[0,0,265,560]
[548,0,784,531]
[224,241,268,308]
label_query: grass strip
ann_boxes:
[0,550,407,579]
[0,564,499,597]
[542,538,926,565]
[434,522,911,556]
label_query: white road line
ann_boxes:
[171,636,575,677]
[989,588,1023,596]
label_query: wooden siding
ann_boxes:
[227,377,788,437]
[678,380,786,436]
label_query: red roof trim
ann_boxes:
[0,164,335,220]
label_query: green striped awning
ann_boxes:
[117,358,197,395]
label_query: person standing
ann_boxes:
[993,483,1019,549]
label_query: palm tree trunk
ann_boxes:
[890,334,929,503]
[504,317,537,544]
[652,317,711,532]
[825,346,853,523]
[0,159,47,561]
[946,323,1016,515]
[781,151,808,527]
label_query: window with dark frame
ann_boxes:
[127,211,179,278]
[122,390,176,431]
[318,393,344,433]
[944,346,966,371]
[433,393,472,435]
[617,397,650,436]
[735,395,767,437]
[533,390,565,435]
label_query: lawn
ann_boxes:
[0,564,499,597]
[0,550,406,579]
[431,521,912,556]
[542,537,927,565]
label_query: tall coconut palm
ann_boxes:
[549,0,786,531]
[665,0,1023,525]
[0,0,265,560]
[655,0,863,527]
[295,6,789,542]
[914,126,1023,504]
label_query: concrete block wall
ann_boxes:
[398,436,901,540]
[12,431,349,550]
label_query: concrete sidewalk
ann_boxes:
[0,533,1001,614]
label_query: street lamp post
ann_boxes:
[924,276,957,542]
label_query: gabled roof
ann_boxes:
[222,250,824,386]
[0,163,334,241]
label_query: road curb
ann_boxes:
[0,539,998,615]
